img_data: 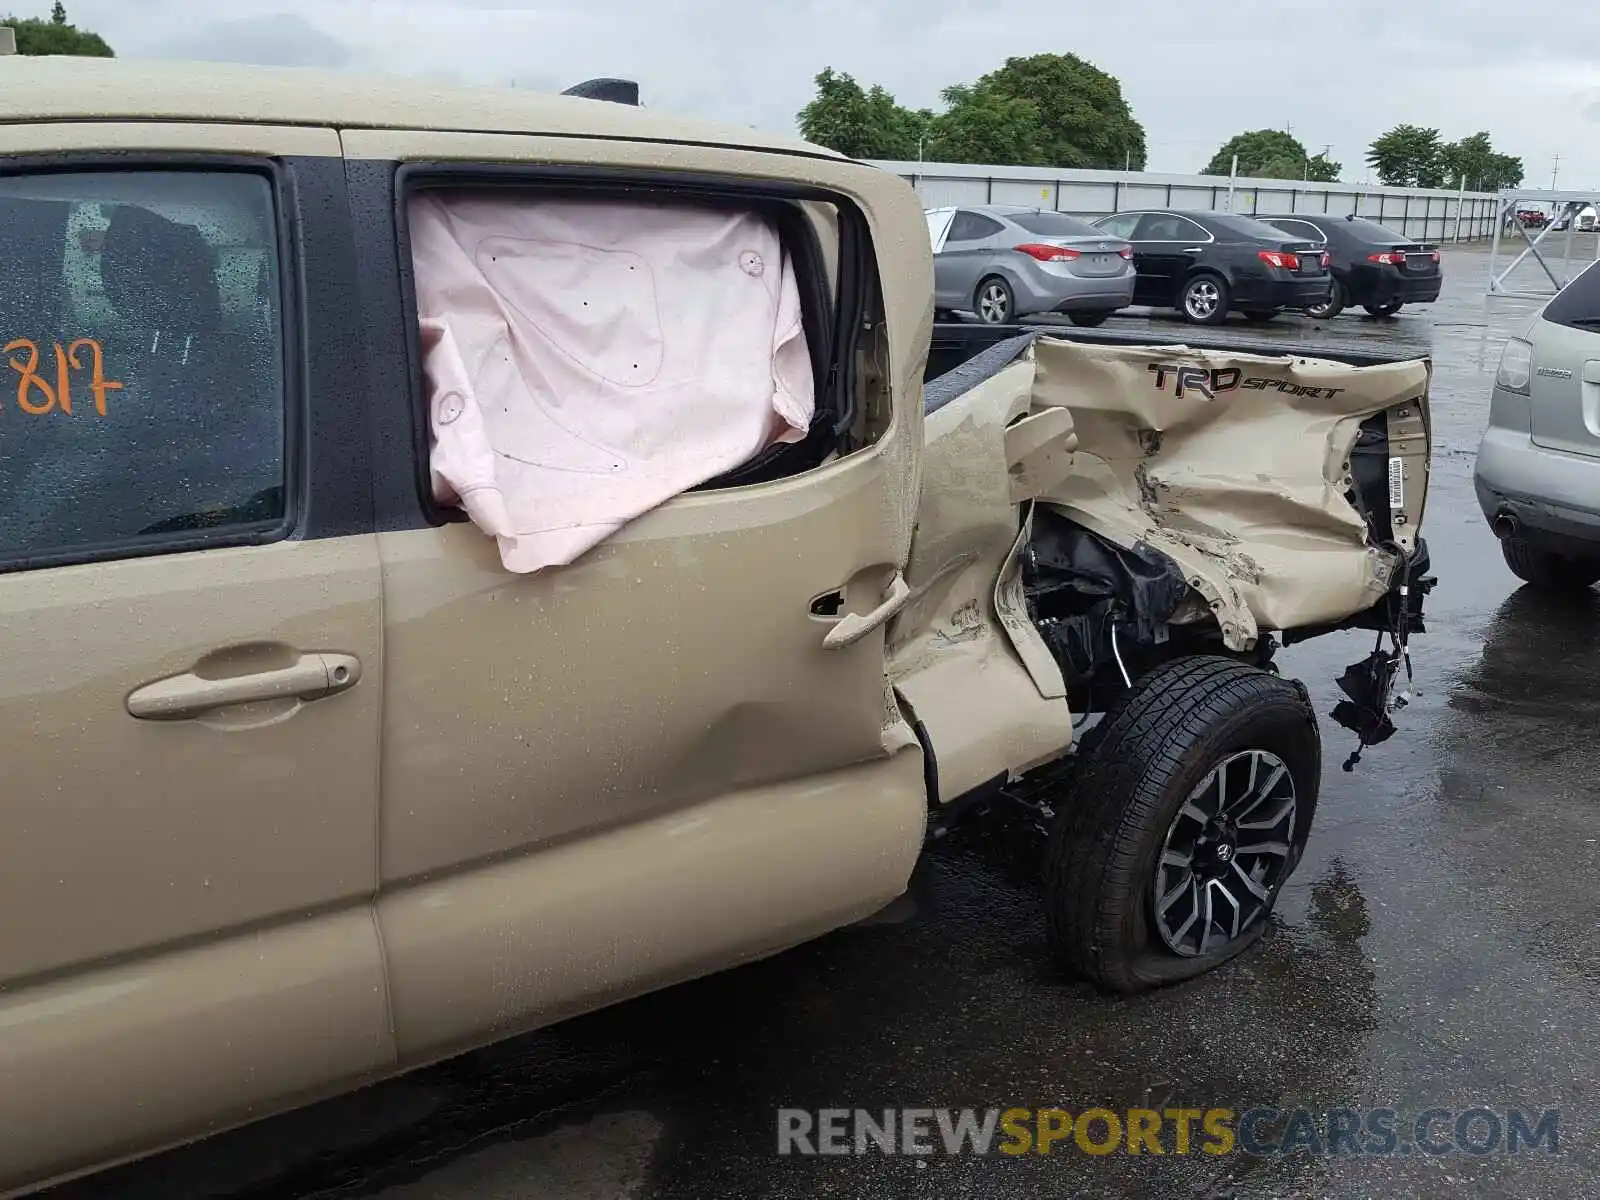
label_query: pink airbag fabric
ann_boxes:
[410,192,815,572]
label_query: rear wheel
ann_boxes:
[1067,310,1113,328]
[1363,301,1402,317]
[1501,538,1600,590]
[974,276,1014,325]
[1043,656,1320,993]
[1179,273,1230,325]
[1242,309,1281,323]
[1307,278,1345,319]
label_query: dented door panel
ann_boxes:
[341,127,937,1066]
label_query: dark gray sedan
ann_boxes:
[926,204,1136,326]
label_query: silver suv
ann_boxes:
[1476,260,1600,588]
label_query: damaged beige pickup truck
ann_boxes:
[0,55,1433,1196]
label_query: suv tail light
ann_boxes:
[1368,250,1405,265]
[1495,337,1533,394]
[1015,242,1080,262]
[1258,249,1298,269]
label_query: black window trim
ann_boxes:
[0,151,309,575]
[376,160,878,530]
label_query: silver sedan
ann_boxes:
[926,204,1137,327]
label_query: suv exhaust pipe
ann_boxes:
[1491,509,1520,540]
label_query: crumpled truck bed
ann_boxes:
[889,332,1432,805]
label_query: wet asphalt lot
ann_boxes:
[47,240,1600,1200]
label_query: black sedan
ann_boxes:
[1089,209,1332,325]
[1257,212,1442,318]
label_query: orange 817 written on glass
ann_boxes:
[4,338,124,416]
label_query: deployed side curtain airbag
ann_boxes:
[410,192,815,572]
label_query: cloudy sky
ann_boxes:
[41,0,1600,188]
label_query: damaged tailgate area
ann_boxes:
[920,330,1436,760]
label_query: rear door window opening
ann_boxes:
[393,169,889,568]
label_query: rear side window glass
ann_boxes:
[1136,213,1206,242]
[948,211,1003,241]
[0,171,285,565]
[1094,212,1140,239]
[1012,211,1103,238]
[1543,260,1600,329]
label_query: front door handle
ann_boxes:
[127,652,362,720]
[1181,247,1205,253]
[821,572,911,652]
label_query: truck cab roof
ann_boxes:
[0,54,839,159]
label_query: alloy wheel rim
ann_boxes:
[979,283,1009,322]
[1309,282,1339,317]
[1152,749,1297,957]
[1185,281,1219,318]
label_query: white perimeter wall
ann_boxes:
[867,160,1501,242]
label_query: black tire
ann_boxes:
[1242,309,1280,323]
[1067,310,1113,328]
[973,276,1014,325]
[1178,273,1230,325]
[1501,537,1600,590]
[1043,655,1320,994]
[1363,301,1402,317]
[1307,278,1345,319]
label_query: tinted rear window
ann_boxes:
[1011,210,1103,238]
[1337,217,1409,243]
[1543,260,1600,329]
[1207,213,1292,240]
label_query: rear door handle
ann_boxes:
[127,652,362,720]
[821,572,911,652]
[1181,247,1205,253]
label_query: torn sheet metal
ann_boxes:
[410,192,814,572]
[1026,506,1191,685]
[887,355,1075,802]
[1027,337,1431,651]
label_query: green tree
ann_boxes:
[1202,129,1341,182]
[796,67,927,160]
[1304,153,1341,183]
[1486,152,1524,190]
[1366,124,1445,188]
[1441,131,1523,191]
[969,53,1146,170]
[4,3,114,55]
[923,83,1048,166]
